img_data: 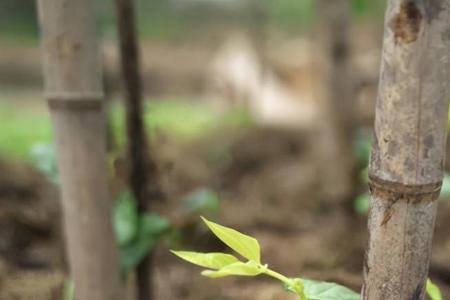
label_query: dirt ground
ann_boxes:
[1,126,450,300]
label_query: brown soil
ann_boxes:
[1,126,450,299]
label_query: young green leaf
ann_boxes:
[426,279,443,300]
[201,216,261,263]
[171,251,239,270]
[301,279,360,300]
[201,261,266,278]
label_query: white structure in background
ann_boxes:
[209,33,318,129]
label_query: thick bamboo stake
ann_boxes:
[37,0,124,299]
[114,0,161,299]
[363,1,450,299]
[315,0,356,204]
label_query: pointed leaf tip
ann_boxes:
[200,216,261,263]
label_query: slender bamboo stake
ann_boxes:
[363,1,450,299]
[315,0,357,204]
[37,0,124,299]
[114,0,161,299]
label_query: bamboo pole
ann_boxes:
[114,0,161,299]
[315,0,357,204]
[363,1,450,299]
[37,0,124,299]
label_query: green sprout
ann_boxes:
[171,217,360,300]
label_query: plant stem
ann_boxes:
[264,268,308,300]
[264,268,290,284]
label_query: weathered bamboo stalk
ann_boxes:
[315,0,357,204]
[37,0,124,299]
[363,1,450,299]
[114,0,161,299]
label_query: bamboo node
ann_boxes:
[47,93,103,110]
[368,175,441,203]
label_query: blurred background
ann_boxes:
[1,0,450,299]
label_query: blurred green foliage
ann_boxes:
[114,190,170,277]
[62,279,75,300]
[110,100,252,146]
[0,99,251,160]
[266,0,314,33]
[351,0,385,18]
[182,188,221,216]
[114,190,141,247]
[30,143,59,183]
[0,101,52,159]
[28,147,171,278]
[0,0,39,45]
[0,0,386,44]
[354,128,372,169]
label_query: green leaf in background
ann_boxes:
[352,0,368,16]
[0,101,53,159]
[171,251,238,270]
[140,213,170,236]
[301,279,360,300]
[120,213,170,277]
[354,192,370,215]
[62,279,75,300]
[110,101,252,146]
[120,236,157,277]
[359,167,369,184]
[440,173,450,200]
[426,279,443,300]
[30,143,59,183]
[113,191,139,246]
[354,129,372,169]
[201,261,266,278]
[183,188,220,215]
[201,216,261,263]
